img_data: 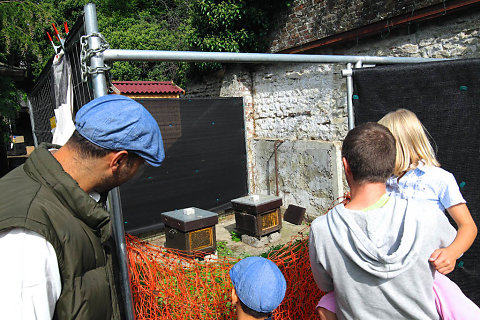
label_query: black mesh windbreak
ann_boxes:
[119,98,248,235]
[353,58,480,306]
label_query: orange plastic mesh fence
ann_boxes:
[126,228,324,319]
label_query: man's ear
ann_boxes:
[342,157,351,176]
[231,288,238,305]
[109,150,129,172]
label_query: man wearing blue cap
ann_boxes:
[230,256,287,320]
[0,95,165,319]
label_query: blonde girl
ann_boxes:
[378,108,478,319]
[379,108,477,273]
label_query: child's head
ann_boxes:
[230,257,287,319]
[342,122,396,185]
[378,108,439,176]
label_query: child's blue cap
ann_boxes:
[230,257,287,313]
[75,95,165,166]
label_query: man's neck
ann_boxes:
[344,182,387,211]
[53,145,104,193]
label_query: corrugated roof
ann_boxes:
[112,81,185,94]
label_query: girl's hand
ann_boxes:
[429,248,456,274]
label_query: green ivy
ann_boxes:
[230,230,242,242]
[187,0,293,75]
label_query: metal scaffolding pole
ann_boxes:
[103,48,444,65]
[342,61,364,130]
[84,4,108,98]
[84,4,135,320]
[102,49,445,134]
[343,63,355,131]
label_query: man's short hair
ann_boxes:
[239,299,271,319]
[67,130,140,166]
[341,122,396,184]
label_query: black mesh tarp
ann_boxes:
[353,58,480,306]
[119,98,248,234]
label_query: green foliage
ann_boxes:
[0,1,57,78]
[97,0,192,85]
[216,241,233,256]
[230,230,241,242]
[186,0,292,73]
[0,0,292,89]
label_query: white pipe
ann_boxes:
[26,98,39,147]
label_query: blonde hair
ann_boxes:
[378,108,440,176]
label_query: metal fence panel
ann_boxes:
[28,16,94,144]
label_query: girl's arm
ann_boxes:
[429,203,477,274]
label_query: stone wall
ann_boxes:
[251,139,344,217]
[185,9,480,217]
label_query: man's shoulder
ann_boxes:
[311,213,328,229]
[0,166,41,206]
[311,206,342,231]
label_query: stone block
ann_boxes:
[241,232,281,248]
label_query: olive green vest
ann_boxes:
[0,143,121,319]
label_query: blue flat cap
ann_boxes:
[230,257,287,314]
[75,95,165,166]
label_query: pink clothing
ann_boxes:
[316,291,335,313]
[317,272,480,319]
[434,272,480,320]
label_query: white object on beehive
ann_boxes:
[183,207,195,215]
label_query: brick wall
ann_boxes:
[269,0,442,53]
